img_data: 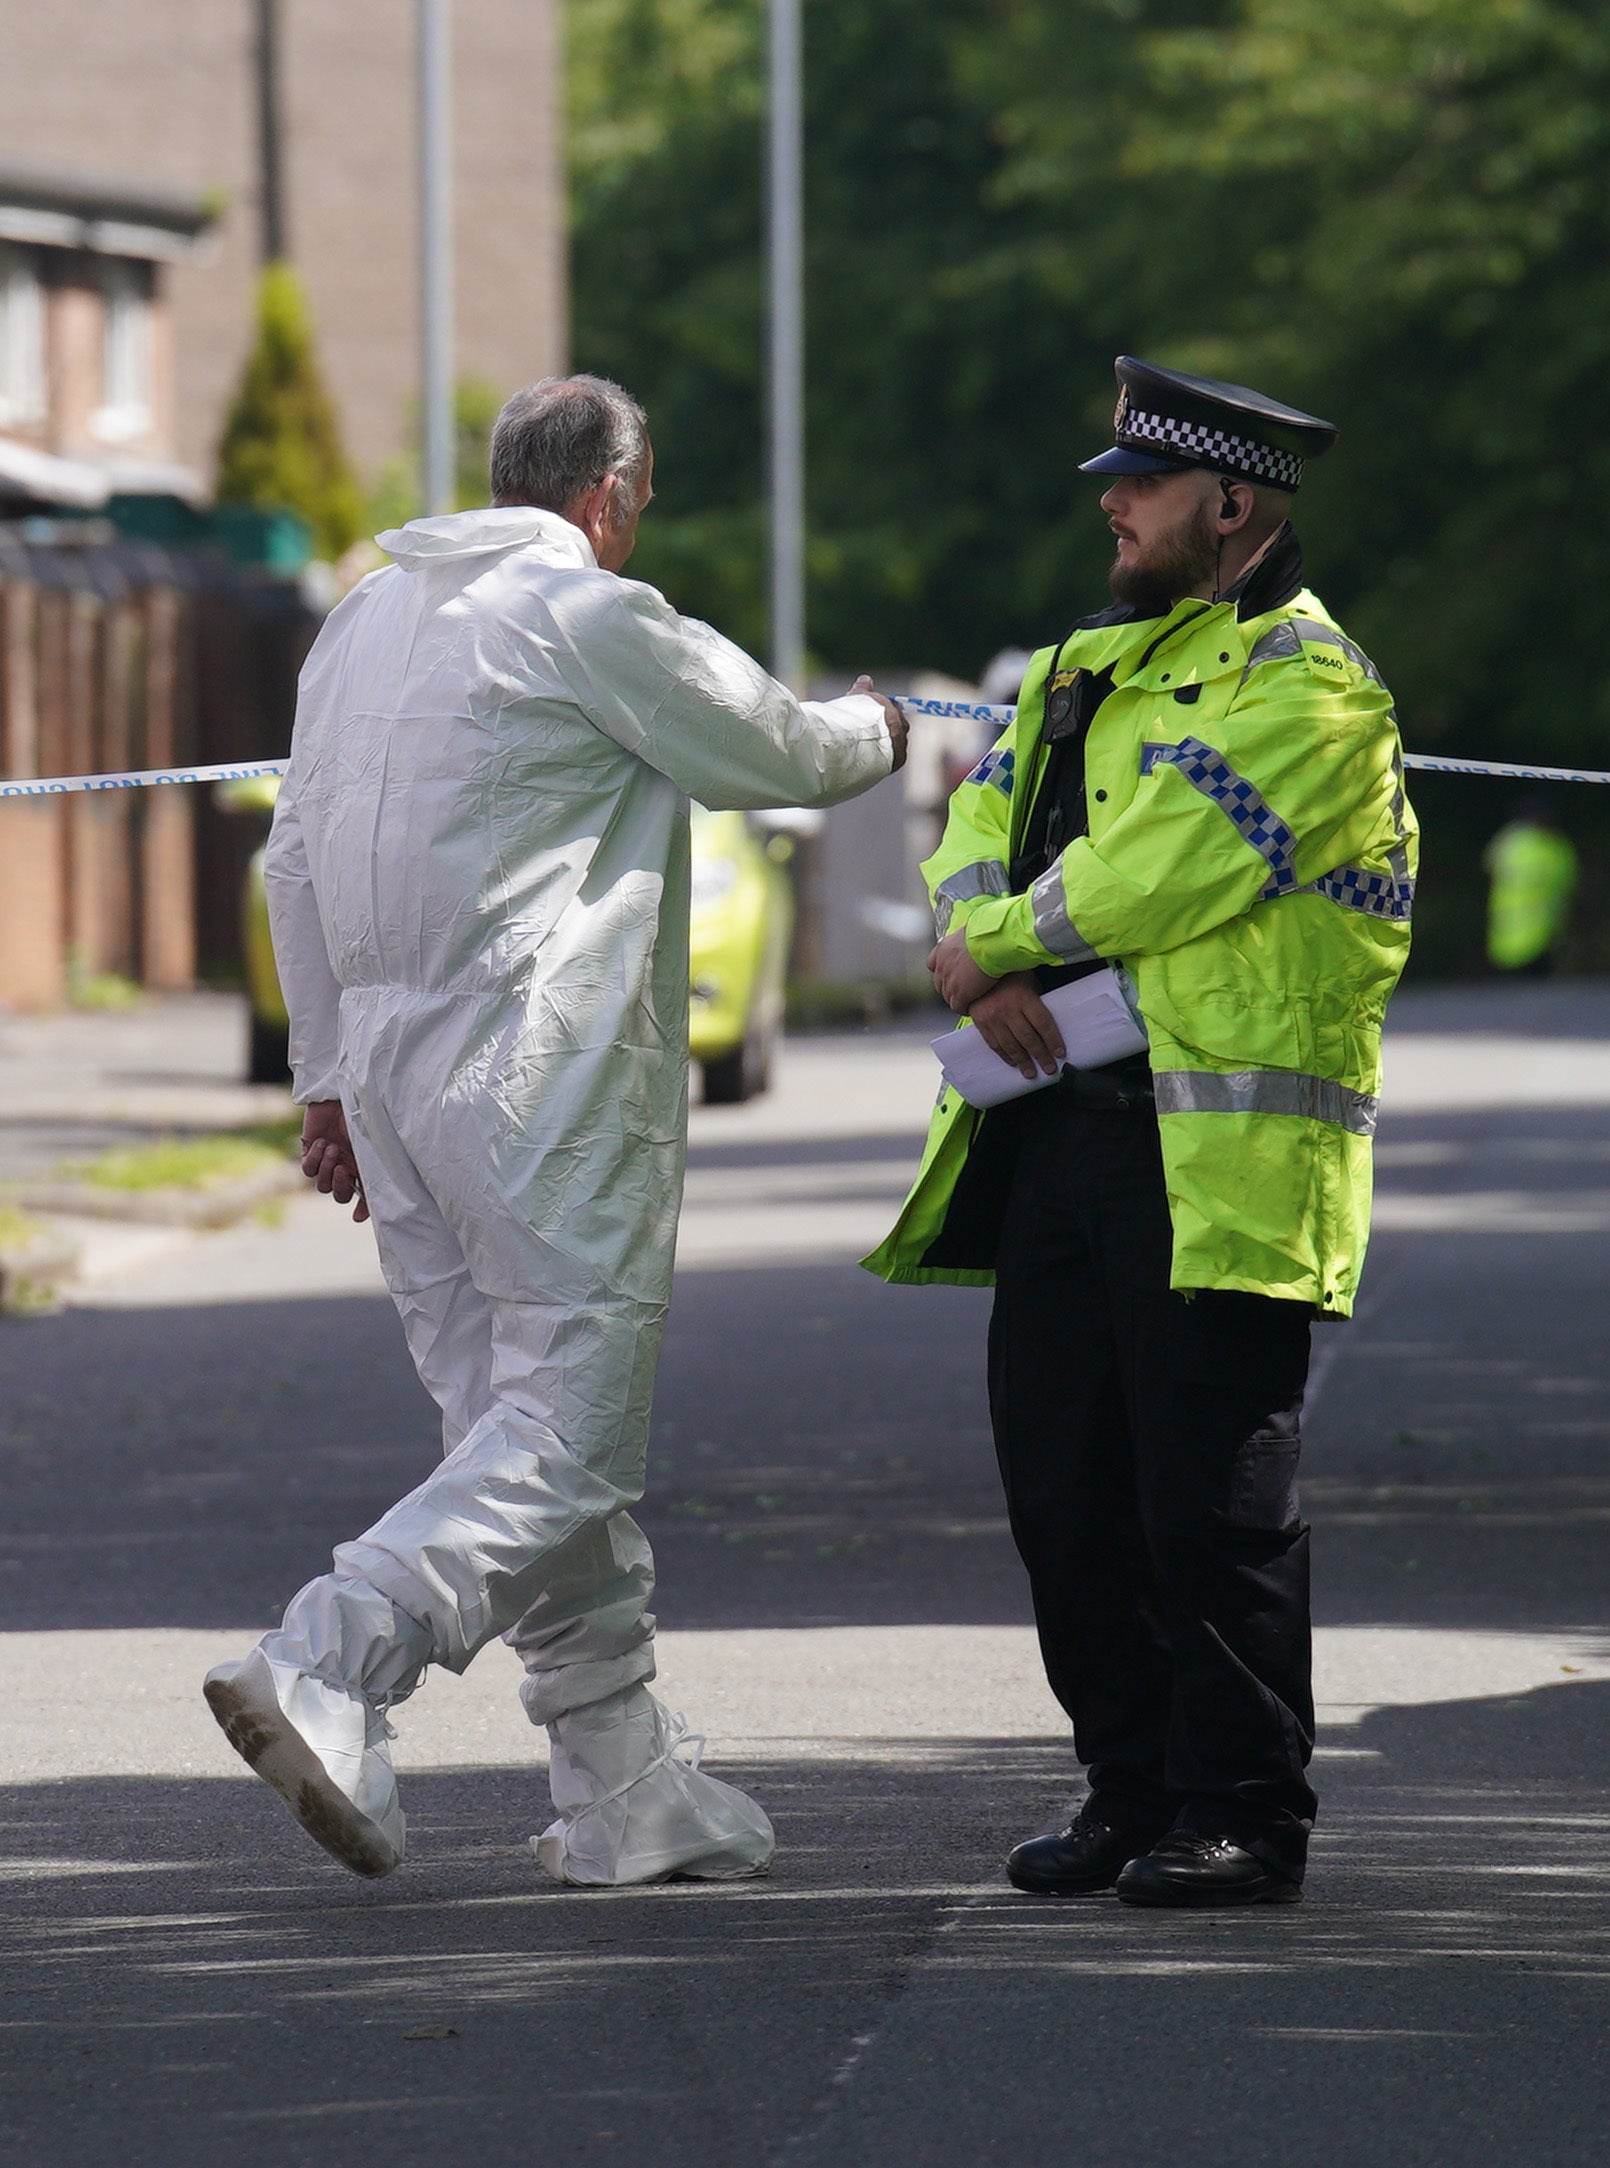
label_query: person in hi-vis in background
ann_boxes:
[1485,793,1577,976]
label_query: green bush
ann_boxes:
[216,263,364,561]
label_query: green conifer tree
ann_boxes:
[215,263,363,560]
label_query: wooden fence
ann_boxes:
[0,532,319,1009]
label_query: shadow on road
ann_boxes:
[2,1237,1606,1641]
[1,1683,1607,2166]
[4,1010,1610,2161]
[0,1741,1061,2167]
[798,1679,1610,2168]
[0,1267,1017,1637]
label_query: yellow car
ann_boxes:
[688,805,794,1103]
[215,775,293,1085]
[224,782,793,1104]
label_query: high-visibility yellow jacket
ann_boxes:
[863,531,1417,1317]
[1484,819,1576,970]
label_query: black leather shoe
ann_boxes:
[1115,1831,1303,1907]
[1006,1811,1162,1896]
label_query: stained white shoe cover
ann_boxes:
[203,1646,406,1880]
[534,1685,774,1886]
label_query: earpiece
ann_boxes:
[1219,483,1240,525]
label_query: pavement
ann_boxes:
[0,984,1608,2163]
[0,994,290,1179]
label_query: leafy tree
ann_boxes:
[216,263,364,560]
[567,0,1610,967]
[965,0,1610,755]
[959,0,1610,966]
[567,0,770,648]
[571,0,1610,703]
[568,0,1097,670]
[366,376,509,534]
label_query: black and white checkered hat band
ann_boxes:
[1120,408,1305,489]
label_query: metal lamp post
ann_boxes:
[253,0,288,264]
[766,0,805,691]
[417,0,455,516]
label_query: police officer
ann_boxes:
[866,357,1417,1906]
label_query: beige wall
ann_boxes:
[0,0,565,490]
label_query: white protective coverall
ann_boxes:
[236,505,893,1880]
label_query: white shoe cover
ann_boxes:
[533,1685,774,1887]
[203,1647,405,1879]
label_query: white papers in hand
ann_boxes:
[932,966,1148,1109]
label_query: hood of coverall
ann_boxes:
[376,504,597,570]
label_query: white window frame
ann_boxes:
[0,244,46,428]
[93,257,152,443]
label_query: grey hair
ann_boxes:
[489,374,650,528]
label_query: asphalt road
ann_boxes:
[0,986,1607,2165]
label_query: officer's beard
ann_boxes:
[1108,499,1219,614]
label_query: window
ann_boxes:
[0,246,45,427]
[95,258,151,441]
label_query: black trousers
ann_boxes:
[988,1084,1317,1878]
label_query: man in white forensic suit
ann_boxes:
[204,375,905,1885]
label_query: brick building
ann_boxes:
[0,0,564,1012]
[0,0,565,492]
[0,161,215,1011]
[0,162,214,511]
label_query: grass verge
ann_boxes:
[0,1204,43,1249]
[61,1116,301,1194]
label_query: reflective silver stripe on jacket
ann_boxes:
[1240,618,1303,677]
[1030,864,1099,964]
[1153,1068,1379,1135]
[1139,736,1299,899]
[1289,617,1386,687]
[1385,741,1413,897]
[1240,616,1385,688]
[932,858,1010,936]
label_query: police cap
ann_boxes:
[1080,355,1337,492]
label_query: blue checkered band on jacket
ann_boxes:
[1141,741,1415,921]
[1302,865,1415,921]
[1120,409,1304,490]
[1139,736,1299,898]
[966,746,1015,798]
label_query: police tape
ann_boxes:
[901,697,1610,786]
[4,718,1610,798]
[0,758,289,800]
